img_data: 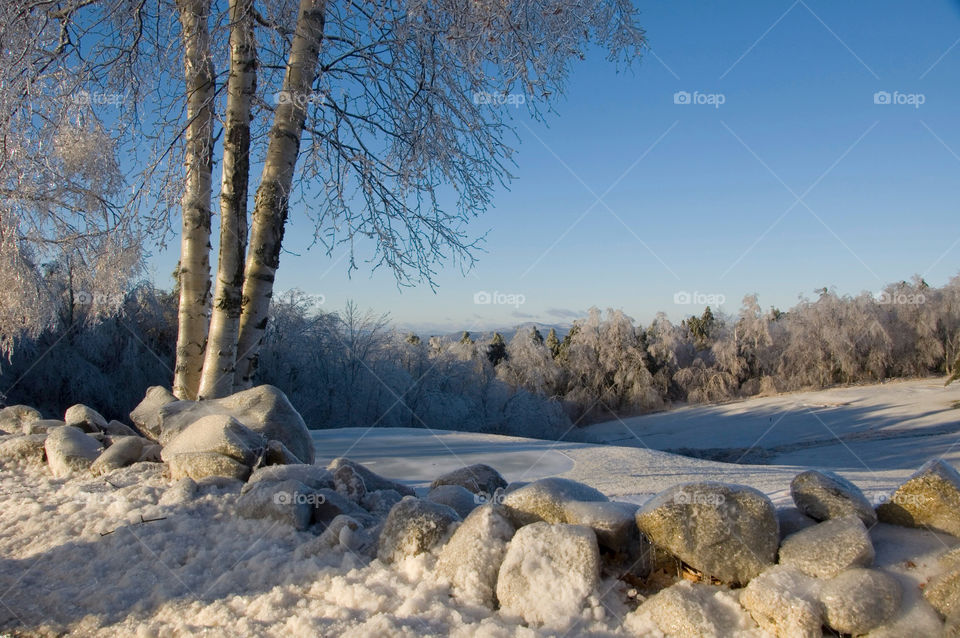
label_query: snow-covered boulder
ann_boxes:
[635,482,779,585]
[0,433,48,466]
[327,457,415,497]
[739,566,823,638]
[22,419,64,435]
[159,477,199,506]
[818,568,901,635]
[167,451,251,481]
[161,414,266,467]
[495,522,600,629]
[244,464,334,491]
[924,547,960,621]
[103,420,143,438]
[332,461,367,503]
[436,504,516,608]
[502,477,608,527]
[877,460,960,537]
[130,386,176,440]
[263,439,303,466]
[790,469,877,526]
[157,385,314,464]
[64,404,108,433]
[562,500,640,554]
[44,426,105,477]
[430,463,507,496]
[426,484,478,519]
[236,479,315,530]
[776,506,817,540]
[316,515,372,553]
[630,580,761,637]
[0,405,41,433]
[361,489,404,517]
[377,497,460,564]
[90,436,151,475]
[312,488,376,528]
[777,516,875,579]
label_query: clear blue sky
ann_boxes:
[149,0,960,335]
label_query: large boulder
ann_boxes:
[327,458,415,497]
[426,484,478,519]
[635,482,779,585]
[90,436,151,475]
[377,497,460,564]
[818,568,901,635]
[777,516,875,579]
[44,426,105,478]
[130,386,177,440]
[430,463,507,496]
[739,566,823,638]
[168,452,251,481]
[436,504,516,608]
[0,434,48,466]
[775,506,818,540]
[236,479,315,530]
[790,469,877,526]
[562,500,640,555]
[361,489,404,518]
[502,477,608,527]
[877,460,960,537]
[244,464,334,491]
[0,405,41,433]
[161,414,266,467]
[924,547,960,621]
[64,404,108,433]
[630,580,761,637]
[157,385,314,464]
[495,522,600,629]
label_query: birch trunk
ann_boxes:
[234,0,326,390]
[197,0,256,399]
[173,0,215,400]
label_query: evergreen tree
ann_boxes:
[529,326,544,346]
[487,332,508,366]
[459,331,473,345]
[546,328,561,359]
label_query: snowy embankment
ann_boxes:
[0,380,958,636]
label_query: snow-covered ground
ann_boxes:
[1,379,958,636]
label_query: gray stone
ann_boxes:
[924,547,960,621]
[877,460,960,538]
[264,439,303,466]
[0,434,47,466]
[317,515,372,553]
[312,488,375,528]
[562,500,639,554]
[64,404,108,433]
[776,506,818,541]
[103,420,143,438]
[326,457,415,497]
[236,479,314,531]
[638,580,761,637]
[361,489,404,517]
[332,463,367,503]
[0,405,41,433]
[90,436,150,475]
[161,414,266,467]
[496,522,600,629]
[430,463,507,496]
[819,568,901,635]
[138,444,162,462]
[22,419,64,435]
[791,469,877,526]
[377,497,460,563]
[158,385,314,464]
[426,484,478,519]
[778,516,875,579]
[130,386,176,440]
[502,477,608,527]
[635,482,778,585]
[167,452,250,481]
[44,426,104,477]
[244,464,334,492]
[436,504,516,608]
[740,566,823,638]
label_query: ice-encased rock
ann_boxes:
[161,414,266,467]
[158,385,314,464]
[44,426,104,477]
[167,452,250,481]
[0,405,41,434]
[103,420,143,438]
[22,419,64,435]
[495,522,600,629]
[326,457,415,497]
[244,464,334,492]
[426,484,478,519]
[377,497,460,564]
[430,463,507,496]
[236,479,314,530]
[502,477,608,527]
[0,434,47,466]
[130,386,176,440]
[263,440,302,465]
[312,488,376,528]
[317,515,371,553]
[877,460,960,537]
[361,489,404,517]
[739,565,823,638]
[819,568,901,635]
[331,462,367,503]
[63,404,108,433]
[635,482,778,585]
[790,469,877,526]
[90,436,150,475]
[776,506,818,540]
[777,516,875,579]
[562,500,639,554]
[924,547,960,621]
[436,504,515,608]
[634,580,762,637]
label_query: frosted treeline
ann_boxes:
[2,275,958,439]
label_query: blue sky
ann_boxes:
[149,0,960,335]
